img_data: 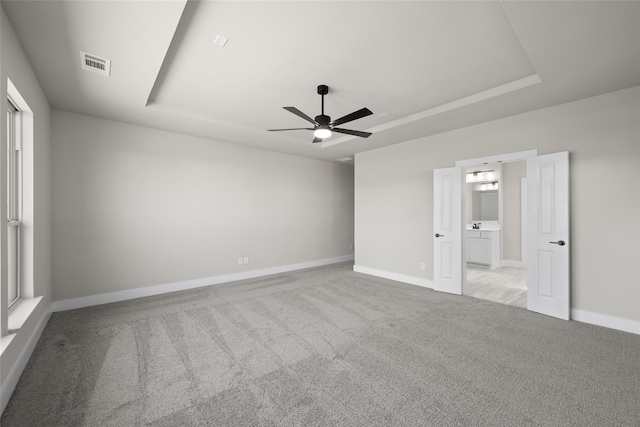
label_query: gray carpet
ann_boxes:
[2,262,639,426]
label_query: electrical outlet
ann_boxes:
[244,257,249,264]
[350,244,353,250]
[420,262,426,270]
[238,257,243,265]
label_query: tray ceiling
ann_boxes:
[3,1,639,162]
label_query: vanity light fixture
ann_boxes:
[466,170,495,183]
[480,182,499,191]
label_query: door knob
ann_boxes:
[435,233,444,238]
[549,240,566,246]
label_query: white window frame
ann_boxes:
[6,98,22,312]
[2,79,39,340]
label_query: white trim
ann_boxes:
[8,296,43,332]
[323,74,542,148]
[571,309,640,335]
[52,256,354,312]
[455,150,538,168]
[520,177,527,267]
[353,265,433,289]
[7,79,32,112]
[501,259,526,269]
[0,309,52,415]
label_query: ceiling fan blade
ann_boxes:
[331,107,373,126]
[332,127,372,138]
[283,107,318,125]
[312,137,323,143]
[267,128,313,131]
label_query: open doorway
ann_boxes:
[464,160,527,308]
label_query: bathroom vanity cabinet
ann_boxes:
[466,229,500,269]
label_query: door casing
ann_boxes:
[453,150,537,296]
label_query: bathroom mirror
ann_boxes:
[467,187,500,222]
[478,190,499,220]
[466,165,501,223]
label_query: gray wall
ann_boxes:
[52,110,354,301]
[502,161,526,262]
[1,5,53,390]
[471,186,481,221]
[355,86,640,323]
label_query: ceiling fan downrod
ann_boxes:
[315,85,331,134]
[318,84,329,117]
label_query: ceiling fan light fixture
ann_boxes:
[314,127,332,139]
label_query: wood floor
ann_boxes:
[465,265,527,308]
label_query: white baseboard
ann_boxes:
[0,309,52,415]
[501,259,526,268]
[571,309,640,335]
[52,255,354,313]
[353,265,433,289]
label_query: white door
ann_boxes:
[527,152,570,320]
[434,167,464,294]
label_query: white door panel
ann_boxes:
[527,152,570,320]
[434,167,464,295]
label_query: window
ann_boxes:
[1,80,38,338]
[6,99,22,311]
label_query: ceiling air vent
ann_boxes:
[80,51,111,76]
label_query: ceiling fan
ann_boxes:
[268,85,373,143]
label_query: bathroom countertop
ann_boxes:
[466,227,500,231]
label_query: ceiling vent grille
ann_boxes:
[80,51,111,76]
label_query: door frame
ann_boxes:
[454,150,537,297]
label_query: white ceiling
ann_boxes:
[3,1,639,162]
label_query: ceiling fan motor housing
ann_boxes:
[315,114,330,126]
